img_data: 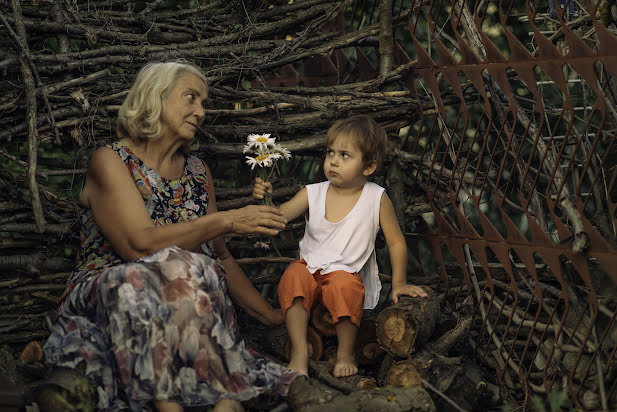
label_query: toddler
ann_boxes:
[253,115,427,378]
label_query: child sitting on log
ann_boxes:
[253,115,427,378]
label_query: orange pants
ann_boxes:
[277,259,365,327]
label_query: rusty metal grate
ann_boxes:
[397,0,617,409]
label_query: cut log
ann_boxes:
[20,341,44,362]
[385,360,422,387]
[376,286,439,358]
[377,353,394,386]
[354,318,384,366]
[340,375,378,390]
[311,303,336,336]
[287,375,436,412]
[286,326,323,361]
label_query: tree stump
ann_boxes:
[376,286,439,358]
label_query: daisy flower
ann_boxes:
[273,143,291,160]
[243,132,291,256]
[245,151,283,170]
[243,134,276,153]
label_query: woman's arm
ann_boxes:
[207,170,282,325]
[81,147,287,261]
[379,193,427,302]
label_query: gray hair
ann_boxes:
[117,60,208,141]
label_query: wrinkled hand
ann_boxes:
[224,204,286,236]
[253,177,273,203]
[391,283,427,303]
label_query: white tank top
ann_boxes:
[298,181,384,309]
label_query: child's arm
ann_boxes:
[253,177,309,222]
[379,192,428,303]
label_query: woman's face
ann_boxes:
[160,73,207,142]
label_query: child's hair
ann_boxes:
[325,115,387,166]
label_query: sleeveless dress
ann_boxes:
[43,143,298,411]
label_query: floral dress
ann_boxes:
[44,143,298,411]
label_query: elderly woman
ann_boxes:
[44,61,299,412]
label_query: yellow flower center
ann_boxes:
[256,154,270,161]
[257,137,268,143]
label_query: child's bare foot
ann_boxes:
[288,341,309,376]
[333,354,357,378]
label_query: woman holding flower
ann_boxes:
[44,61,300,412]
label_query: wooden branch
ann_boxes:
[43,68,111,95]
[0,223,73,235]
[0,330,49,344]
[139,0,165,15]
[0,254,72,274]
[379,0,394,76]
[2,3,46,233]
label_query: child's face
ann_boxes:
[324,135,376,188]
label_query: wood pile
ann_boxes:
[262,287,501,411]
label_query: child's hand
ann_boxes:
[391,283,427,303]
[253,177,273,202]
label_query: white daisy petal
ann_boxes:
[274,144,292,160]
[245,156,258,170]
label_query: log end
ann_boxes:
[385,360,423,387]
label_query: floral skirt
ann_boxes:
[44,246,298,411]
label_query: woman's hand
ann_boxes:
[223,204,286,236]
[253,177,273,203]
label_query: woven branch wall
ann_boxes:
[1,0,617,409]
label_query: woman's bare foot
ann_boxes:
[288,341,309,376]
[154,400,183,412]
[333,354,357,378]
[213,398,244,412]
